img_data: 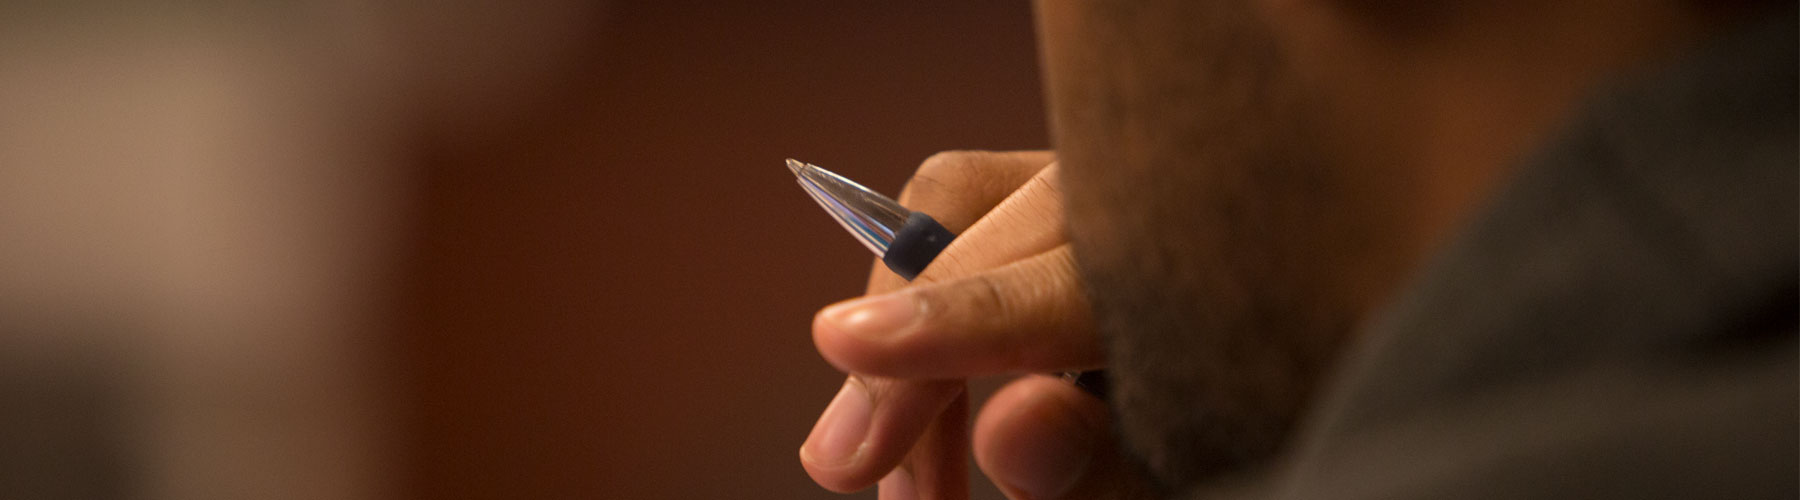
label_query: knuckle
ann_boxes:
[959,273,1014,326]
[913,273,1010,334]
[855,375,894,401]
[905,150,992,198]
[1029,164,1065,199]
[919,149,985,175]
[913,274,1017,364]
[973,274,1012,315]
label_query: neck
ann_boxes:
[1261,0,1741,315]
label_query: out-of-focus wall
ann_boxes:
[394,2,1046,499]
[0,3,406,499]
[0,1,1043,499]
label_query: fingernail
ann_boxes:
[1001,406,1093,499]
[801,379,873,468]
[877,468,918,500]
[820,293,920,339]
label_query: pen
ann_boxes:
[788,158,1108,398]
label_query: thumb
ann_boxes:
[813,245,1099,380]
[973,375,1160,500]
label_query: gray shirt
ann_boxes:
[1262,8,1797,499]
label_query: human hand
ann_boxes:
[798,151,1154,499]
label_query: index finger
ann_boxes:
[867,150,1055,294]
[914,164,1065,285]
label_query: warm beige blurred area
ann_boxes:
[0,1,1042,499]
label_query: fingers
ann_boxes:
[800,377,964,492]
[867,162,1073,498]
[893,150,1056,235]
[803,150,1058,495]
[882,390,970,500]
[915,164,1066,285]
[878,466,921,500]
[868,150,1054,294]
[975,376,1159,500]
[815,245,1098,379]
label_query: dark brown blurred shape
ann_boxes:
[393,2,1046,499]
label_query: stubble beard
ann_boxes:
[1047,1,1358,492]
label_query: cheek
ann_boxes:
[1059,170,1141,275]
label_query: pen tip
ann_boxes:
[785,158,806,176]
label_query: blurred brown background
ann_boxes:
[0,1,1043,499]
[393,2,1045,498]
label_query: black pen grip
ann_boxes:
[882,212,955,281]
[881,211,1108,399]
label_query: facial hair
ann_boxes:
[1039,1,1360,491]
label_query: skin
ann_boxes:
[803,1,1743,498]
